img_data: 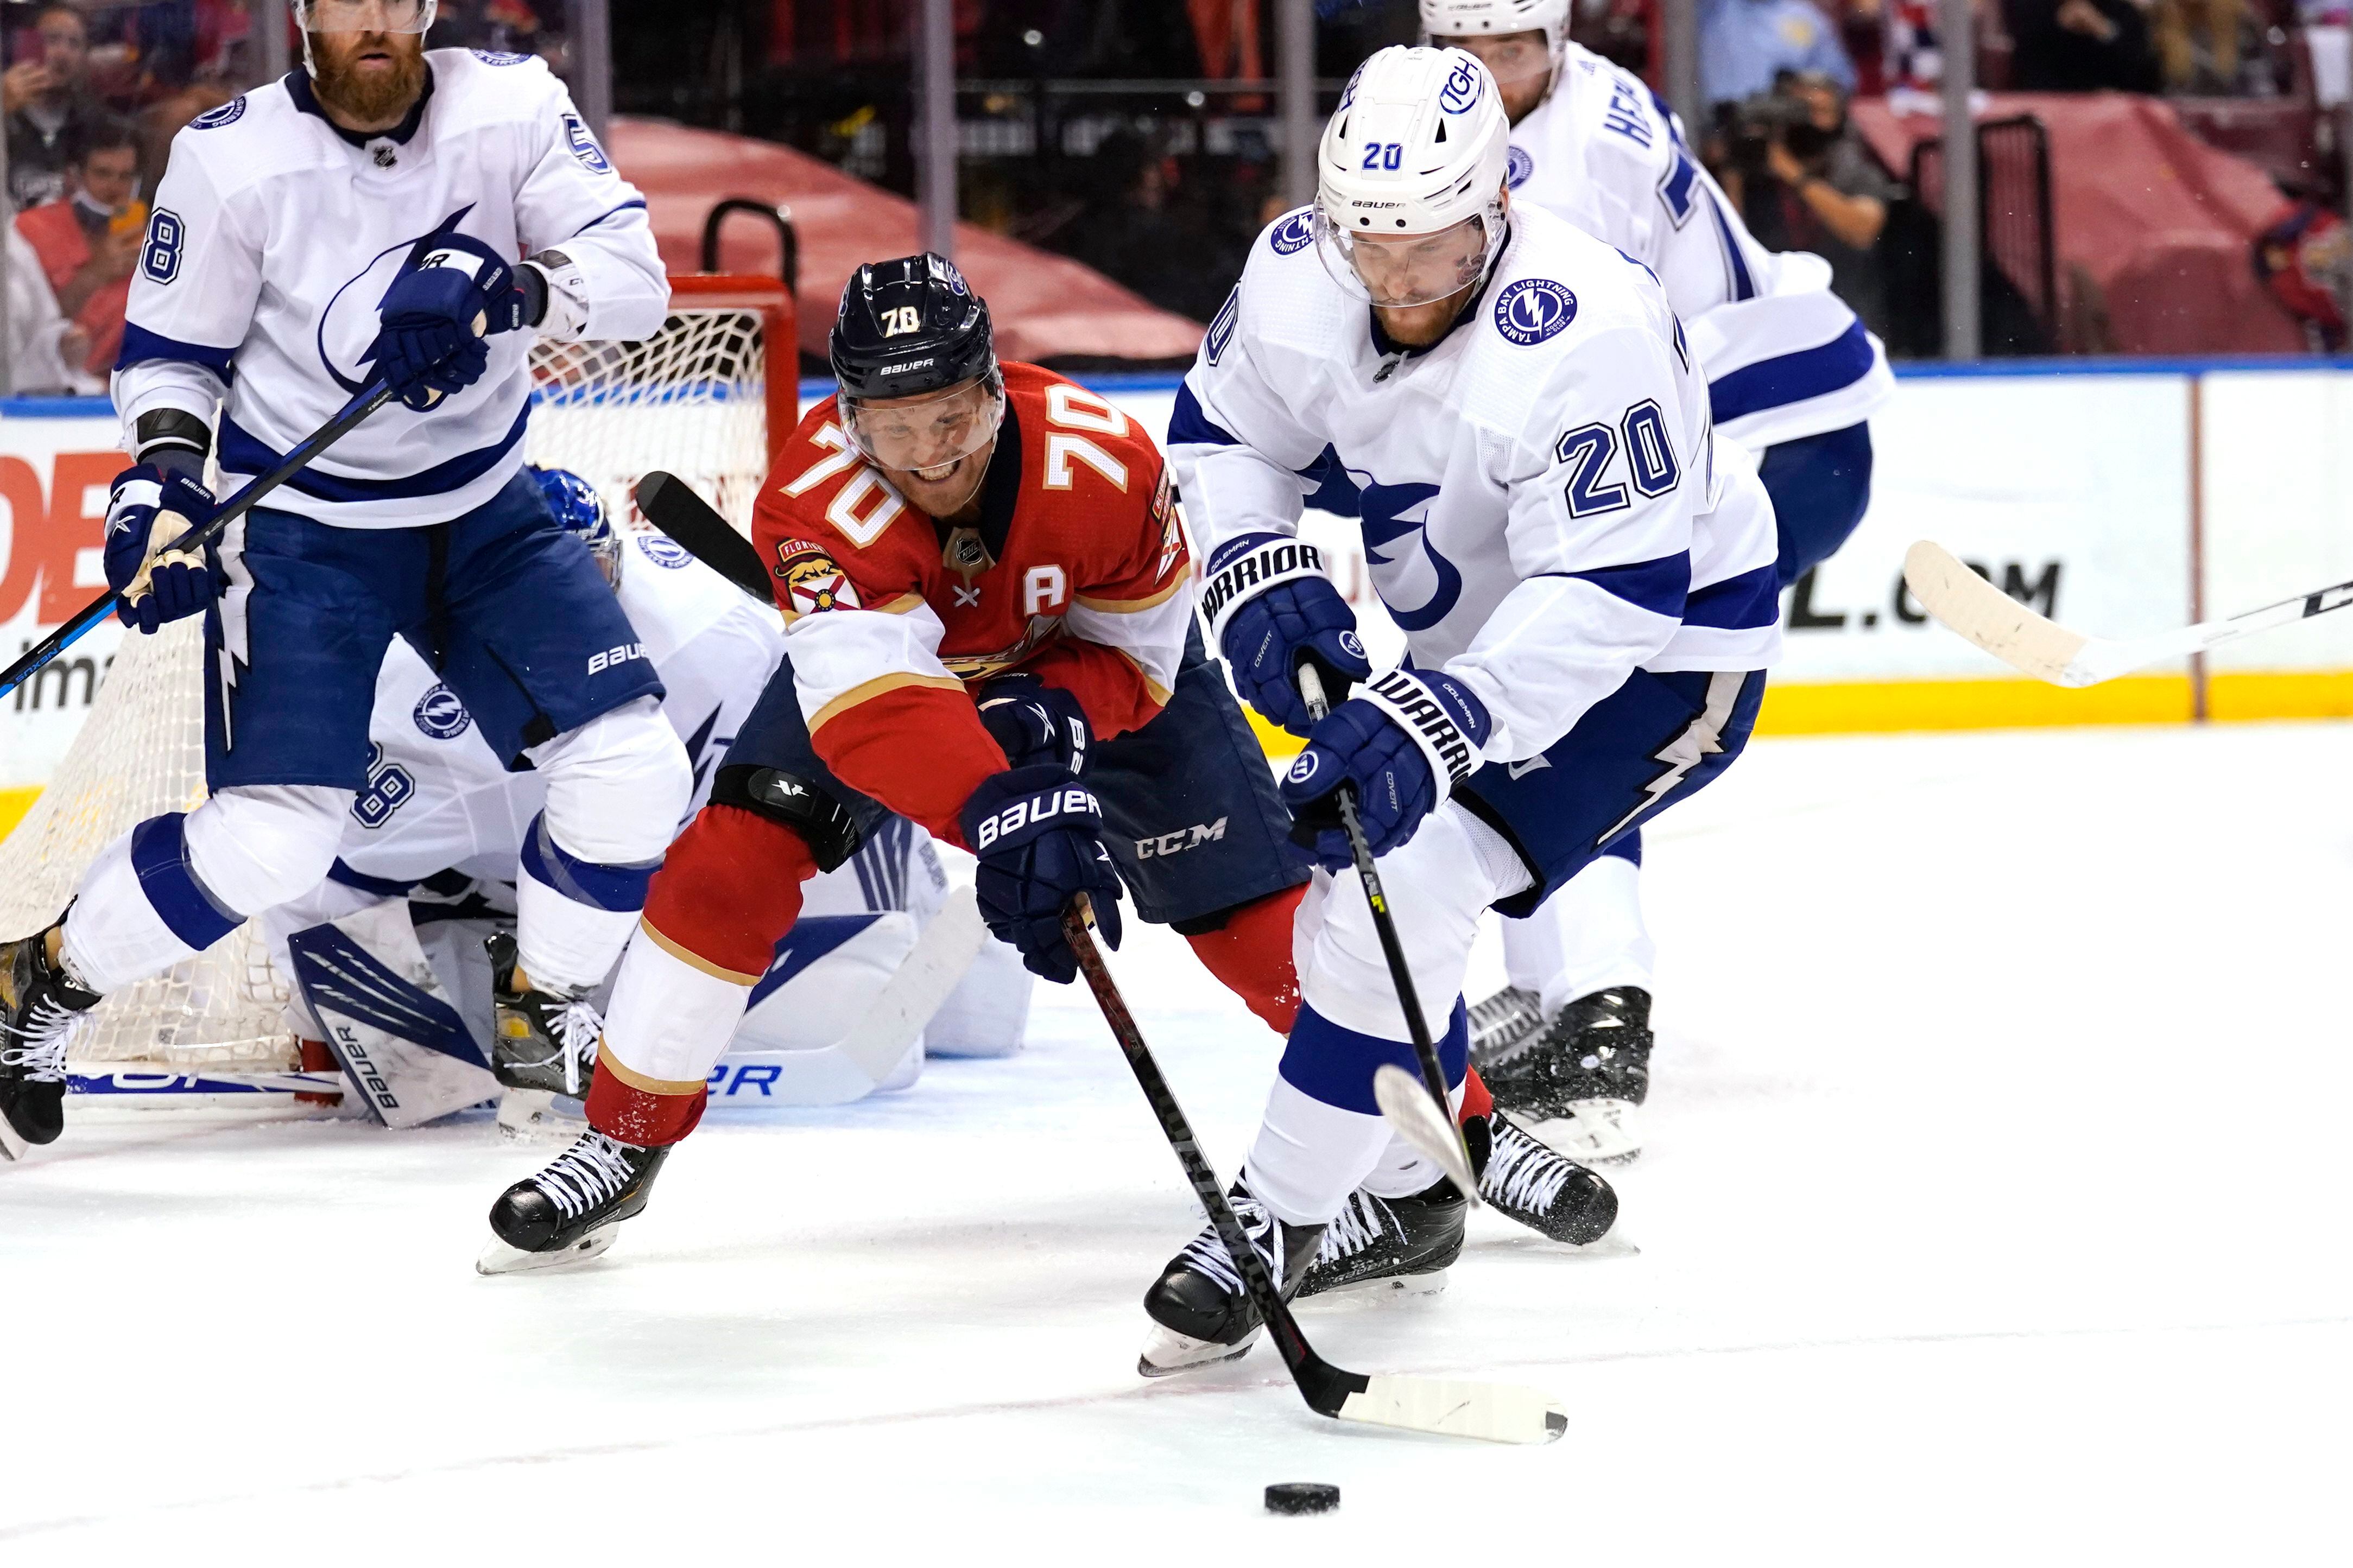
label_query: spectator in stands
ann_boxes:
[2152,0,2280,92]
[2006,0,2163,91]
[4,201,99,395]
[1717,72,1902,336]
[14,118,144,385]
[1699,0,1858,106]
[3,4,105,212]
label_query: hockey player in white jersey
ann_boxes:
[1146,46,1778,1369]
[258,469,1023,1135]
[1418,1,1896,1159]
[0,3,688,1158]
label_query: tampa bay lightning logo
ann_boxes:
[1492,279,1578,346]
[473,50,532,65]
[191,97,245,130]
[1206,287,1240,365]
[1337,62,1366,113]
[413,684,473,740]
[1345,472,1463,633]
[1286,752,1321,785]
[1506,145,1534,189]
[562,113,611,174]
[1439,58,1484,115]
[1269,211,1315,256]
[319,206,483,393]
[636,534,693,569]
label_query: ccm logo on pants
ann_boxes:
[587,643,647,675]
[1135,818,1228,859]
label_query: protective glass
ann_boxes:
[1433,31,1552,86]
[1314,208,1501,308]
[299,0,435,34]
[841,374,1006,474]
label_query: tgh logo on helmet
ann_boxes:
[1439,58,1485,113]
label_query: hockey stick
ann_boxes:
[634,471,771,601]
[1294,665,1482,1205]
[1904,539,2353,688]
[1060,904,1564,1444]
[0,378,400,700]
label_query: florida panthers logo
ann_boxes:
[773,538,861,618]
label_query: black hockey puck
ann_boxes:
[1264,1482,1340,1515]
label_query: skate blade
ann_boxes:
[0,1117,27,1163]
[496,1089,585,1145]
[1303,1266,1451,1307]
[1136,1322,1261,1378]
[475,1223,619,1277]
[1530,1101,1642,1165]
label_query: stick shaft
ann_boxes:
[0,380,395,699]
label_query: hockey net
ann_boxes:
[0,276,793,1077]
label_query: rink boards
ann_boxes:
[6,359,2353,835]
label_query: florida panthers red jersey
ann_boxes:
[749,361,1194,841]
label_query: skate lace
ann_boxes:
[554,997,603,1097]
[1483,1118,1573,1213]
[1177,1194,1281,1296]
[1311,1188,1394,1267]
[530,1131,635,1220]
[0,998,87,1083]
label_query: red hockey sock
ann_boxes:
[586,1069,709,1147]
[640,802,818,979]
[1459,1065,1493,1125]
[1182,884,1306,1035]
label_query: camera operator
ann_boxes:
[1712,72,1900,334]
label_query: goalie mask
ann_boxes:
[1315,47,1512,309]
[830,253,1005,478]
[530,466,620,586]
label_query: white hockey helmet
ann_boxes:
[1314,46,1512,309]
[1418,0,1569,91]
[295,0,439,77]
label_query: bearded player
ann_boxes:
[475,254,1615,1279]
[0,3,684,1160]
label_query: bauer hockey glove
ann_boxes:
[1200,532,1371,737]
[368,233,527,411]
[960,764,1124,984]
[1281,668,1489,869]
[104,465,220,634]
[975,674,1092,774]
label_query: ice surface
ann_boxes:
[5,723,2349,1561]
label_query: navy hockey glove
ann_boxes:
[368,233,527,411]
[960,764,1124,984]
[975,674,1092,773]
[1281,668,1490,870]
[104,464,220,634]
[1201,532,1371,736]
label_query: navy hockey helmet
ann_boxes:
[531,465,619,585]
[830,253,1004,474]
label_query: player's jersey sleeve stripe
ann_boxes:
[1561,552,1691,618]
[113,323,237,379]
[806,671,969,733]
[638,917,767,987]
[1707,319,1877,426]
[217,404,530,500]
[1707,189,1757,301]
[1168,382,1242,447]
[572,198,649,236]
[1073,576,1191,613]
[1680,562,1779,630]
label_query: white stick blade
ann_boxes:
[1372,1063,1481,1208]
[1902,540,2094,686]
[1339,1374,1568,1444]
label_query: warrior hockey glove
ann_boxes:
[368,233,527,411]
[1281,667,1489,869]
[960,764,1124,984]
[104,465,220,634]
[1200,532,1371,736]
[975,674,1092,774]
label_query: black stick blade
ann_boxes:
[635,472,771,602]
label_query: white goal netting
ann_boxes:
[0,282,788,1072]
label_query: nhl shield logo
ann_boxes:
[1492,279,1578,346]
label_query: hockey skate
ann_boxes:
[0,922,99,1160]
[1138,1180,1324,1377]
[1469,985,1544,1063]
[478,1129,670,1274]
[1477,986,1653,1164]
[1477,1109,1618,1245]
[1294,1177,1468,1302]
[486,931,600,1142]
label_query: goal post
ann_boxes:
[0,274,796,1104]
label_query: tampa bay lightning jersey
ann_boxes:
[111,50,667,528]
[1507,43,1893,449]
[1173,204,1780,763]
[333,530,779,888]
